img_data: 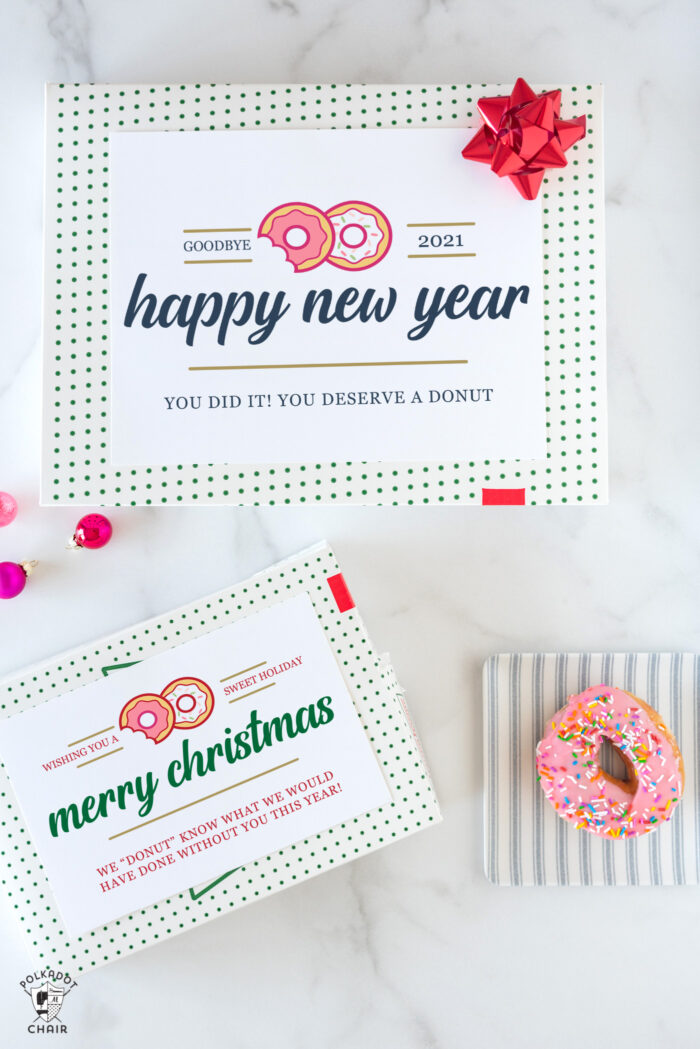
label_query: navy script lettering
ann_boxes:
[302,287,397,324]
[123,275,530,348]
[408,284,530,340]
[123,273,290,346]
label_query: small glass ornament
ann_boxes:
[0,491,18,527]
[0,560,38,599]
[68,513,113,550]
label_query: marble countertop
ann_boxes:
[1,1,698,1046]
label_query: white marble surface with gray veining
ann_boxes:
[0,1,699,1046]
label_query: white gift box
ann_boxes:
[0,543,440,970]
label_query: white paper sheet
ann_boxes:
[109,128,545,465]
[0,594,390,933]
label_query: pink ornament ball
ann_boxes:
[0,491,18,527]
[0,561,27,599]
[73,513,113,550]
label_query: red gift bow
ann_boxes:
[461,78,586,200]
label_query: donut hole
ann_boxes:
[175,693,197,713]
[138,710,157,729]
[284,226,310,249]
[339,223,368,249]
[598,736,637,795]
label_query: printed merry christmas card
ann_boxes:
[0,544,440,967]
[41,83,607,506]
[0,594,390,935]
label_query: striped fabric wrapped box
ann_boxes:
[483,653,700,886]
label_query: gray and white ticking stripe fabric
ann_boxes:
[483,653,700,886]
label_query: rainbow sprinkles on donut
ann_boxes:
[536,685,684,838]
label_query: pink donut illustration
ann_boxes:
[258,202,334,272]
[326,200,392,270]
[119,693,175,744]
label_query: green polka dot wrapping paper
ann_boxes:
[40,83,607,507]
[0,542,441,970]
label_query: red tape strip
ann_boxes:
[327,573,355,613]
[481,488,526,506]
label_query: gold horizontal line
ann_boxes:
[407,253,476,259]
[76,747,123,769]
[107,758,299,840]
[183,227,252,233]
[184,258,252,264]
[67,725,115,747]
[220,661,267,683]
[406,222,476,227]
[229,681,276,704]
[189,359,468,372]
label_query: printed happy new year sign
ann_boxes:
[109,128,545,465]
[0,594,390,935]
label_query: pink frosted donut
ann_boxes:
[119,693,175,744]
[326,200,392,270]
[258,202,334,272]
[161,676,215,729]
[536,685,684,838]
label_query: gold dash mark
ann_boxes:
[189,359,468,372]
[183,227,252,233]
[184,258,252,264]
[407,253,476,259]
[406,221,476,227]
[228,681,276,704]
[67,726,115,748]
[220,661,267,683]
[76,747,124,769]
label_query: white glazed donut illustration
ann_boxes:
[160,677,215,729]
[326,200,392,270]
